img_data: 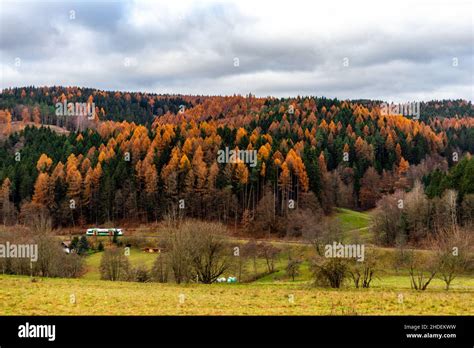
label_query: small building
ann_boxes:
[142,247,161,253]
[61,241,72,254]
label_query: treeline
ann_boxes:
[1,88,472,129]
[372,157,474,246]
[0,86,193,128]
[420,99,473,120]
[0,227,84,278]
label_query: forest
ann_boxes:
[0,87,473,246]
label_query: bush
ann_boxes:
[59,253,84,278]
[70,237,79,252]
[77,236,89,255]
[129,264,150,282]
[311,258,349,288]
[99,247,130,281]
[430,228,473,290]
[121,236,150,249]
[285,259,302,281]
[403,249,438,291]
[162,220,231,284]
[0,234,84,278]
[348,249,379,288]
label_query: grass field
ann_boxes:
[0,275,472,315]
[333,208,373,243]
[1,208,472,316]
[83,248,157,280]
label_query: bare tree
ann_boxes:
[348,249,379,288]
[151,252,169,283]
[99,246,130,281]
[372,190,404,246]
[187,221,231,284]
[163,220,231,284]
[286,259,302,281]
[258,242,280,274]
[20,202,52,234]
[163,224,193,284]
[430,227,473,290]
[405,249,438,291]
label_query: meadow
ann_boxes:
[0,274,472,315]
[0,209,472,316]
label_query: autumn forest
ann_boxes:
[0,87,472,246]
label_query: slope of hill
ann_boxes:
[0,87,473,238]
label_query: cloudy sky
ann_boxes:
[0,0,473,101]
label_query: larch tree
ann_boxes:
[36,154,53,173]
[0,178,14,224]
[192,146,207,191]
[0,110,12,135]
[21,107,30,123]
[32,172,53,208]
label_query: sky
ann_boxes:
[0,0,473,102]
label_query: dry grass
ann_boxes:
[0,275,472,315]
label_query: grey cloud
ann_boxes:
[0,0,472,101]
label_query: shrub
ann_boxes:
[121,236,150,249]
[0,234,84,278]
[59,253,84,278]
[348,249,379,288]
[404,249,438,291]
[285,259,302,281]
[99,247,130,281]
[311,258,349,288]
[129,264,150,282]
[70,237,79,252]
[77,236,89,255]
[430,227,473,290]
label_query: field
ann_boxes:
[0,275,473,315]
[1,208,472,316]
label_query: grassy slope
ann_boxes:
[83,249,157,280]
[333,208,373,243]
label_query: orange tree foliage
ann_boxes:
[0,91,472,228]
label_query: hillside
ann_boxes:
[1,88,473,237]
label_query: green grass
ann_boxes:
[334,208,371,231]
[83,248,157,280]
[333,208,373,243]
